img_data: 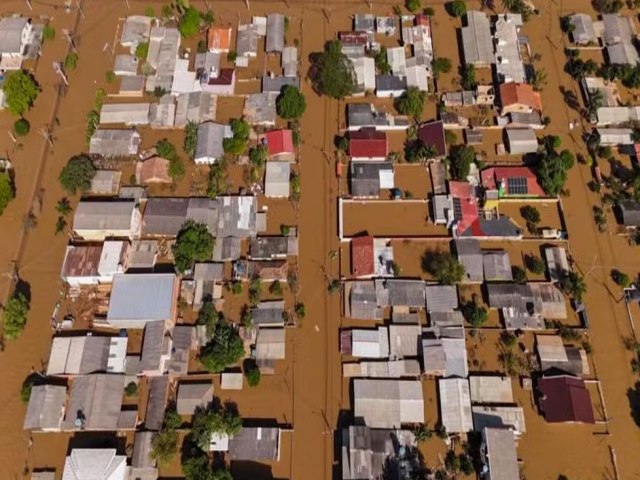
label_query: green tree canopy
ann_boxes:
[135,41,149,61]
[59,155,96,194]
[183,455,213,480]
[3,70,39,116]
[422,251,465,284]
[447,0,467,17]
[395,87,426,119]
[432,57,452,77]
[192,403,243,451]
[178,7,202,38]
[184,121,198,158]
[461,300,488,328]
[151,429,178,465]
[172,220,215,273]
[561,272,587,303]
[223,119,250,155]
[448,145,474,180]
[276,85,306,119]
[0,172,15,215]
[406,0,422,12]
[538,152,568,196]
[199,321,244,373]
[374,46,391,75]
[3,291,29,340]
[460,64,476,90]
[311,40,357,99]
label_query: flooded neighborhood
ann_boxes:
[0,0,640,480]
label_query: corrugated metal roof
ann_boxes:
[473,405,526,434]
[425,285,458,312]
[266,14,285,52]
[264,161,290,198]
[483,251,513,281]
[461,11,493,65]
[62,449,127,480]
[438,378,473,433]
[482,428,520,480]
[73,201,136,233]
[177,382,213,414]
[353,379,424,428]
[255,327,286,360]
[63,375,124,430]
[145,376,169,430]
[469,375,514,403]
[107,274,176,327]
[352,327,390,358]
[228,427,280,460]
[24,385,66,430]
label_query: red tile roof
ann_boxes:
[207,27,232,51]
[349,128,388,158]
[415,14,431,28]
[351,236,374,276]
[417,121,447,157]
[264,130,294,156]
[499,83,543,112]
[339,31,369,46]
[538,375,595,423]
[481,166,545,197]
[449,181,479,236]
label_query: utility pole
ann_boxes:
[123,0,130,8]
[25,0,33,10]
[7,130,16,145]
[76,1,85,20]
[62,29,78,55]
[53,62,69,86]
[245,0,250,10]
[39,127,54,150]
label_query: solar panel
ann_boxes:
[507,177,528,195]
[453,198,463,220]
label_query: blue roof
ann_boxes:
[107,273,176,327]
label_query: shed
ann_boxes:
[465,129,483,145]
[438,378,473,433]
[545,246,569,281]
[425,285,458,312]
[177,382,214,415]
[113,54,138,76]
[461,11,493,65]
[90,170,121,195]
[119,75,145,97]
[264,161,290,198]
[63,375,125,430]
[483,251,513,281]
[136,156,171,184]
[229,427,281,461]
[24,385,66,431]
[505,128,538,154]
[455,238,483,282]
[251,301,285,327]
[255,327,286,361]
[619,200,640,227]
[481,428,520,480]
[195,122,232,165]
[145,375,169,431]
[537,375,594,423]
[570,13,596,45]
[351,327,390,358]
[282,46,298,77]
[353,379,424,428]
[469,375,513,404]
[100,103,150,126]
[89,129,141,157]
[221,373,244,390]
[266,14,285,53]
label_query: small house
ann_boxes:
[461,11,493,66]
[46,335,127,376]
[255,327,286,367]
[349,161,394,198]
[121,15,152,47]
[494,13,526,83]
[505,128,538,155]
[192,262,224,306]
[545,246,570,281]
[266,14,285,53]
[425,285,458,312]
[352,56,376,94]
[100,103,150,126]
[346,281,383,320]
[113,54,138,76]
[417,120,447,158]
[136,156,171,184]
[251,301,286,327]
[90,170,121,195]
[244,92,278,126]
[351,236,374,277]
[207,26,232,53]
[0,17,38,70]
[139,320,171,375]
[23,385,66,431]
[536,334,589,377]
[63,375,126,430]
[376,74,407,98]
[537,375,594,423]
[131,431,158,480]
[282,46,298,77]
[483,251,513,281]
[249,236,295,260]
[264,161,290,198]
[350,327,390,358]
[221,373,244,390]
[455,238,483,282]
[346,103,410,131]
[229,427,282,461]
[145,376,169,430]
[349,128,388,160]
[236,24,259,61]
[195,122,232,165]
[480,428,520,480]
[72,200,141,241]
[597,127,633,146]
[353,379,424,428]
[499,83,542,115]
[438,378,473,433]
[62,449,127,480]
[168,325,196,374]
[176,382,214,415]
[118,75,145,97]
[569,13,596,45]
[619,200,640,227]
[469,375,514,404]
[60,242,127,287]
[263,129,295,161]
[89,129,141,158]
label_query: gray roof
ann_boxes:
[142,197,218,237]
[376,74,407,93]
[255,327,286,361]
[244,92,278,126]
[140,321,166,373]
[376,279,426,308]
[505,128,538,154]
[251,301,285,327]
[217,195,258,237]
[388,325,421,359]
[193,262,224,281]
[607,42,640,66]
[487,283,564,329]
[350,161,393,197]
[228,427,280,460]
[30,473,55,480]
[473,405,526,434]
[168,325,195,374]
[482,428,519,480]
[421,335,468,377]
[455,239,483,282]
[236,24,258,57]
[354,14,375,32]
[430,311,465,330]
[132,431,157,469]
[620,200,640,226]
[121,15,152,46]
[107,274,176,328]
[145,375,169,430]
[195,122,231,163]
[461,11,493,65]
[128,240,158,269]
[90,170,121,195]
[174,92,217,127]
[100,103,150,126]
[282,46,298,77]
[24,385,66,430]
[212,236,242,261]
[353,379,424,428]
[347,103,404,129]
[483,251,513,281]
[349,281,383,320]
[266,14,285,52]
[570,13,595,44]
[73,200,136,233]
[0,17,28,54]
[438,378,473,433]
[46,336,121,376]
[264,161,291,198]
[177,382,213,414]
[602,14,635,45]
[90,129,141,157]
[469,375,514,403]
[113,54,138,75]
[262,75,300,93]
[425,285,458,312]
[63,375,124,430]
[249,236,290,259]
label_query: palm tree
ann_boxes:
[531,68,548,92]
[55,216,66,235]
[586,88,603,120]
[55,197,72,216]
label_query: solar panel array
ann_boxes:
[453,198,463,220]
[507,177,528,195]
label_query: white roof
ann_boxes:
[98,241,125,278]
[388,324,421,358]
[462,11,494,65]
[387,47,406,75]
[255,327,286,360]
[405,65,428,91]
[171,59,198,95]
[352,327,390,358]
[353,379,424,428]
[264,161,290,198]
[494,14,525,83]
[352,56,376,92]
[62,449,127,480]
[100,103,150,125]
[544,246,569,282]
[469,375,514,403]
[438,378,473,433]
[220,373,244,390]
[506,128,538,154]
[473,405,526,434]
[596,106,640,126]
[536,334,569,362]
[107,273,176,327]
[597,127,633,145]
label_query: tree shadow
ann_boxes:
[14,278,31,304]
[627,381,640,427]
[559,86,581,113]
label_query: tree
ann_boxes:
[459,454,474,475]
[295,302,306,319]
[105,70,116,83]
[447,0,467,17]
[462,300,488,328]
[244,360,261,387]
[531,68,547,91]
[422,251,465,284]
[502,0,532,19]
[3,71,39,116]
[178,7,202,37]
[520,205,541,234]
[269,280,283,296]
[525,255,546,275]
[538,152,569,196]
[448,145,474,180]
[164,408,182,430]
[135,41,149,61]
[3,292,29,340]
[13,118,29,137]
[172,220,215,273]
[59,155,96,194]
[151,429,178,465]
[406,0,422,11]
[395,87,426,119]
[144,6,155,17]
[199,321,244,373]
[249,145,268,169]
[55,217,67,235]
[445,450,460,472]
[512,266,526,284]
[561,272,587,303]
[213,470,233,480]
[405,142,438,163]
[374,46,391,75]
[0,172,15,215]
[276,85,306,119]
[311,40,357,99]
[201,10,215,27]
[432,57,452,78]
[413,424,432,442]
[198,299,219,336]
[192,405,243,451]
[183,455,213,480]
[460,64,476,90]
[64,52,79,71]
[223,119,250,155]
[612,269,632,288]
[125,381,138,397]
[20,374,37,404]
[42,24,55,40]
[184,121,198,158]
[169,157,185,181]
[500,331,517,348]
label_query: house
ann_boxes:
[266,14,285,53]
[121,15,152,47]
[602,14,639,65]
[483,251,513,281]
[217,195,258,238]
[262,75,299,93]
[251,301,285,327]
[376,279,426,308]
[350,161,394,197]
[175,91,217,127]
[138,320,171,375]
[118,75,145,97]
[494,13,525,83]
[461,11,493,66]
[263,129,295,161]
[472,405,526,435]
[377,16,397,35]
[244,92,278,126]
[145,27,180,93]
[249,236,296,260]
[619,200,640,227]
[207,26,232,53]
[113,54,138,77]
[342,359,421,378]
[376,74,407,98]
[136,156,171,184]
[148,96,176,128]
[433,195,454,227]
[417,120,447,158]
[168,325,196,374]
[481,166,546,201]
[350,327,390,358]
[264,162,290,198]
[46,335,127,376]
[569,13,596,45]
[63,375,126,430]
[595,106,640,126]
[346,281,383,320]
[145,375,169,430]
[352,56,376,94]
[469,375,514,404]
[195,122,232,164]
[128,240,158,270]
[142,197,219,237]
[607,39,640,66]
[341,426,417,480]
[90,170,121,195]
[353,379,424,428]
[480,428,520,480]
[221,372,243,390]
[23,385,66,431]
[597,127,633,146]
[192,262,224,306]
[581,77,618,109]
[346,103,410,131]
[387,47,406,75]
[236,24,259,62]
[0,16,38,70]
[72,200,141,241]
[405,64,428,91]
[354,14,375,33]
[455,239,483,282]
[89,129,141,157]
[340,31,367,58]
[61,242,127,286]
[283,46,298,77]
[487,283,566,330]
[255,328,286,369]
[499,83,542,115]
[505,128,538,154]
[536,334,589,377]
[438,378,473,433]
[100,103,150,126]
[229,427,282,461]
[131,431,159,480]
[388,324,422,359]
[106,273,178,328]
[537,375,595,423]
[545,246,570,281]
[351,236,374,277]
[425,285,458,312]
[349,128,388,160]
[62,449,127,480]
[177,382,214,415]
[422,328,467,377]
[200,67,236,95]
